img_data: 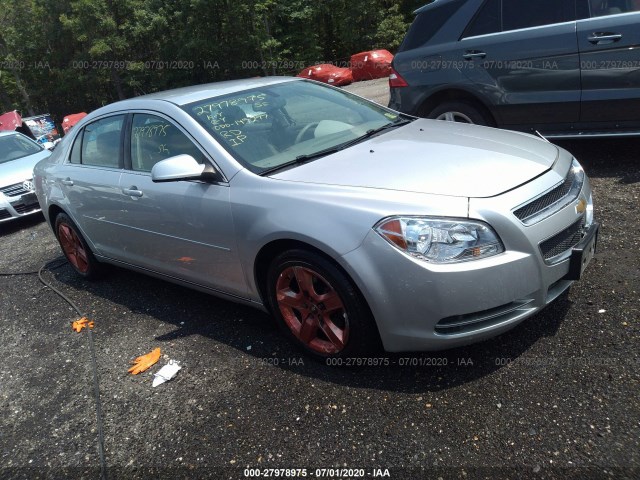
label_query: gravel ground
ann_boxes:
[0,86,638,479]
[343,79,390,106]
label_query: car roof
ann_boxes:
[0,130,23,138]
[128,76,299,107]
[414,0,458,14]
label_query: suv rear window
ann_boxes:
[398,0,465,51]
[464,0,501,37]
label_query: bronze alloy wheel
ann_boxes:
[267,249,381,360]
[275,265,349,355]
[57,222,90,273]
[54,213,101,279]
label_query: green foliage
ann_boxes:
[376,4,410,51]
[0,0,418,120]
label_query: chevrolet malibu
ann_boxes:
[33,78,598,359]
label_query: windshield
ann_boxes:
[185,80,412,174]
[0,134,43,164]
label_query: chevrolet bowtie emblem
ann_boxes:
[576,198,587,214]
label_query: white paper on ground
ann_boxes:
[152,360,182,387]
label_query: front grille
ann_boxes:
[0,181,32,197]
[539,216,585,262]
[514,166,581,224]
[0,208,11,220]
[12,203,40,215]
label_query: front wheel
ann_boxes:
[428,100,493,126]
[266,249,380,360]
[54,213,102,279]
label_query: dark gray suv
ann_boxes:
[389,0,640,138]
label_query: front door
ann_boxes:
[116,112,246,297]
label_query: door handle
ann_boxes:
[61,178,74,186]
[587,33,622,44]
[122,186,143,198]
[463,50,486,60]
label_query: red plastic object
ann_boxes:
[350,50,394,81]
[62,112,88,134]
[297,64,353,86]
[0,111,23,131]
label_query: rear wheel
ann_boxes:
[428,100,493,126]
[266,249,380,360]
[54,213,102,279]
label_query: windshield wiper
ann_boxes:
[259,118,413,176]
[259,146,341,176]
[336,118,414,150]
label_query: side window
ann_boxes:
[69,130,83,164]
[503,0,575,31]
[80,115,124,168]
[130,114,203,172]
[398,0,465,51]
[590,0,640,17]
[463,0,501,37]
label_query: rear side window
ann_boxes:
[80,116,124,168]
[464,0,501,37]
[503,0,575,31]
[590,0,640,17]
[69,130,83,164]
[464,0,576,38]
[399,0,465,51]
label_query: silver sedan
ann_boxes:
[34,77,598,359]
[0,131,50,223]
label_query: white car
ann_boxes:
[0,131,50,223]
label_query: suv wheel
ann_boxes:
[428,100,493,126]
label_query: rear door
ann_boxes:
[55,114,126,257]
[459,0,580,126]
[577,2,640,125]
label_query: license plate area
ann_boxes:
[20,192,38,206]
[566,223,599,280]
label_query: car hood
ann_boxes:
[0,150,50,187]
[271,119,559,198]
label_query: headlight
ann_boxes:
[568,158,585,199]
[374,217,504,264]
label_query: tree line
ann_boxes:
[0,0,424,122]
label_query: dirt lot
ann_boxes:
[0,86,638,479]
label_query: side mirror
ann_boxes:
[151,154,221,183]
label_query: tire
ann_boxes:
[428,100,493,126]
[54,213,102,279]
[266,249,381,361]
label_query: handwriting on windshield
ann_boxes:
[219,129,247,147]
[207,112,269,131]
[193,93,274,148]
[194,93,269,116]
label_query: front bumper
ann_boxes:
[341,158,595,352]
[0,182,41,223]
